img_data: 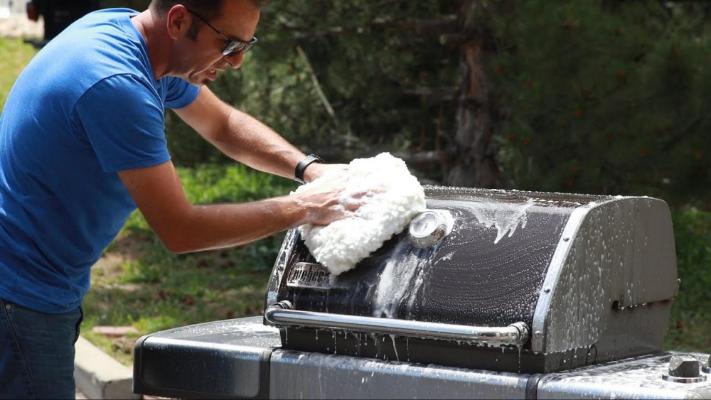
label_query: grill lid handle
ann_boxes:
[265,301,529,347]
[408,209,454,248]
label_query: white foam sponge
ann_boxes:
[296,152,426,275]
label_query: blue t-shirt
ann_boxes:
[0,9,200,313]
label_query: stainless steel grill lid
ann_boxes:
[264,186,678,373]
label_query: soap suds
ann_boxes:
[468,199,534,244]
[296,153,426,275]
[371,243,431,319]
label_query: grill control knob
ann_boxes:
[409,210,453,248]
[662,355,707,383]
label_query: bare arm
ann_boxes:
[174,86,329,182]
[118,161,349,254]
[122,86,352,253]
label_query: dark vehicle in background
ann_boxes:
[26,0,99,43]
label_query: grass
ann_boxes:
[83,232,277,365]
[0,38,36,108]
[83,164,296,365]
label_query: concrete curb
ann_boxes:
[74,336,139,399]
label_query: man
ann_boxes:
[0,1,355,397]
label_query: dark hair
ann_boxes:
[150,0,264,39]
[150,0,265,20]
[150,1,222,40]
[150,1,224,20]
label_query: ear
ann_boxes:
[165,5,191,39]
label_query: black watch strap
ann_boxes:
[295,154,322,184]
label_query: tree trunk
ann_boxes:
[446,0,501,188]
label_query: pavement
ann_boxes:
[74,336,139,399]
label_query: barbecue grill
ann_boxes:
[133,186,711,399]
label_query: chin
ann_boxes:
[186,75,205,85]
[195,73,216,85]
[184,71,207,85]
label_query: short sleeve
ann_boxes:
[164,76,199,109]
[73,74,170,173]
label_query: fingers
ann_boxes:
[296,172,389,226]
[304,163,348,183]
[347,185,385,199]
[341,197,365,212]
[308,204,352,226]
[348,190,370,199]
[299,174,346,195]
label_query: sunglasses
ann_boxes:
[186,8,258,56]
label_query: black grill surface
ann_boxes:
[264,187,621,372]
[278,188,599,329]
[273,188,602,332]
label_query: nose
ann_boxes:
[224,52,244,69]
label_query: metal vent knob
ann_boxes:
[663,355,707,383]
[409,210,453,248]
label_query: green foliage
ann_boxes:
[489,1,711,205]
[674,208,711,313]
[665,208,711,351]
[167,0,458,168]
[165,1,710,206]
[0,39,37,109]
[178,163,295,202]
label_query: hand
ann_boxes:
[303,163,347,183]
[293,171,371,226]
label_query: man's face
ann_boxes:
[170,1,260,85]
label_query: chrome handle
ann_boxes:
[408,209,454,248]
[265,301,529,347]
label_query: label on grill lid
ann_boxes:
[286,262,332,289]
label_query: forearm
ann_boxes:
[212,108,305,181]
[162,196,308,253]
[120,160,349,256]
[176,88,308,181]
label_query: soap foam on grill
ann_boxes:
[296,152,426,275]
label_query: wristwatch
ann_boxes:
[295,154,322,184]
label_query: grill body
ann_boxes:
[133,317,711,399]
[264,186,677,373]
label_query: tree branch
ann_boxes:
[296,46,338,124]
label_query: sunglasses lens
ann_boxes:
[223,41,238,56]
[222,38,257,56]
